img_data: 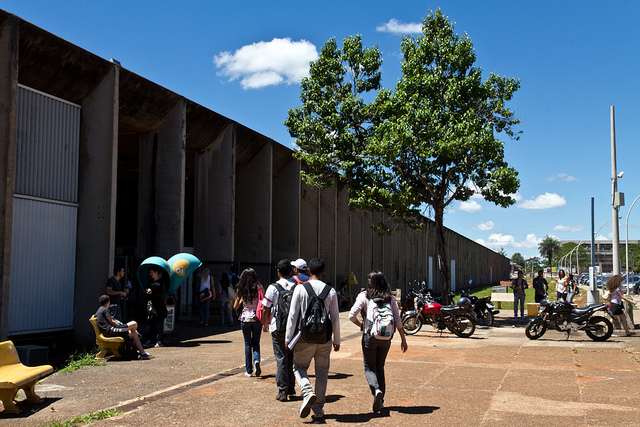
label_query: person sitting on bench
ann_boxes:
[95,295,153,360]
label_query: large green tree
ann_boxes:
[511,252,525,268]
[538,235,560,267]
[285,10,521,303]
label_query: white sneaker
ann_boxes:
[373,389,383,413]
[244,372,252,377]
[300,393,316,418]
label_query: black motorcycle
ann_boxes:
[460,287,499,327]
[525,296,613,341]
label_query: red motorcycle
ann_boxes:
[402,293,476,338]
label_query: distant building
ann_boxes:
[560,239,640,274]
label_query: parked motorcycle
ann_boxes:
[402,294,476,338]
[460,288,499,327]
[524,295,613,341]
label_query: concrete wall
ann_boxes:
[0,15,18,340]
[272,158,299,263]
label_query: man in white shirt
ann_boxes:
[285,257,340,421]
[262,259,297,402]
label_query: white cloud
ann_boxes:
[476,233,540,250]
[214,38,318,89]
[546,173,579,182]
[552,225,584,232]
[376,19,422,34]
[518,192,566,209]
[473,221,495,231]
[458,200,482,213]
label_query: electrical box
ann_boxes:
[615,192,625,207]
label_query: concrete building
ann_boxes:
[0,9,509,349]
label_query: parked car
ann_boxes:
[621,274,640,294]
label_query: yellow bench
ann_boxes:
[491,292,512,309]
[0,340,53,413]
[89,316,124,359]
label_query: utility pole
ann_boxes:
[611,106,621,277]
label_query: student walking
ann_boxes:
[261,259,297,401]
[233,268,264,377]
[285,257,340,422]
[348,271,407,413]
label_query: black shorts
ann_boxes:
[106,325,129,337]
[609,302,624,316]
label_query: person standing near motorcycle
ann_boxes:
[349,271,408,413]
[605,275,637,336]
[510,270,528,318]
[565,273,579,303]
[532,270,548,303]
[556,269,567,301]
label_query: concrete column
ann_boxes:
[272,157,299,263]
[138,100,186,259]
[383,220,393,287]
[372,211,384,274]
[75,65,119,345]
[362,211,373,279]
[350,209,363,292]
[0,15,18,340]
[318,186,336,284]
[299,182,319,261]
[235,141,272,264]
[194,125,235,261]
[334,182,350,287]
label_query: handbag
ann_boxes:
[256,287,266,324]
[199,287,211,301]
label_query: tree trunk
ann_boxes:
[434,207,451,304]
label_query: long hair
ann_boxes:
[605,275,623,292]
[236,268,260,302]
[365,271,392,303]
[558,269,565,279]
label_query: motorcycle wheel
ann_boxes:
[481,309,495,327]
[584,316,613,341]
[525,318,547,340]
[447,314,476,338]
[402,314,423,335]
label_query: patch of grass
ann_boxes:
[572,348,582,353]
[58,351,104,373]
[40,409,123,427]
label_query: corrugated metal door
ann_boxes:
[8,85,80,335]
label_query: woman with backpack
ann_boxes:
[348,271,407,413]
[233,268,264,377]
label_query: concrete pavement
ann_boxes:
[2,307,640,426]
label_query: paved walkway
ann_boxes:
[2,307,639,426]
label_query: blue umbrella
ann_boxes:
[166,253,202,297]
[137,256,171,291]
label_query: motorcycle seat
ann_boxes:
[441,305,461,313]
[571,303,605,315]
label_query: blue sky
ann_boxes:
[4,0,640,260]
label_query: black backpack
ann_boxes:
[300,282,332,344]
[273,282,296,336]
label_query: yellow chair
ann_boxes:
[0,340,53,413]
[89,317,124,359]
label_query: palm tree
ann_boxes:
[538,235,560,268]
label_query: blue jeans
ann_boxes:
[514,295,525,317]
[199,298,210,325]
[241,321,261,374]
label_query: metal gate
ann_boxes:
[8,85,80,335]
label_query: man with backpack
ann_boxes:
[285,257,340,421]
[261,259,297,402]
